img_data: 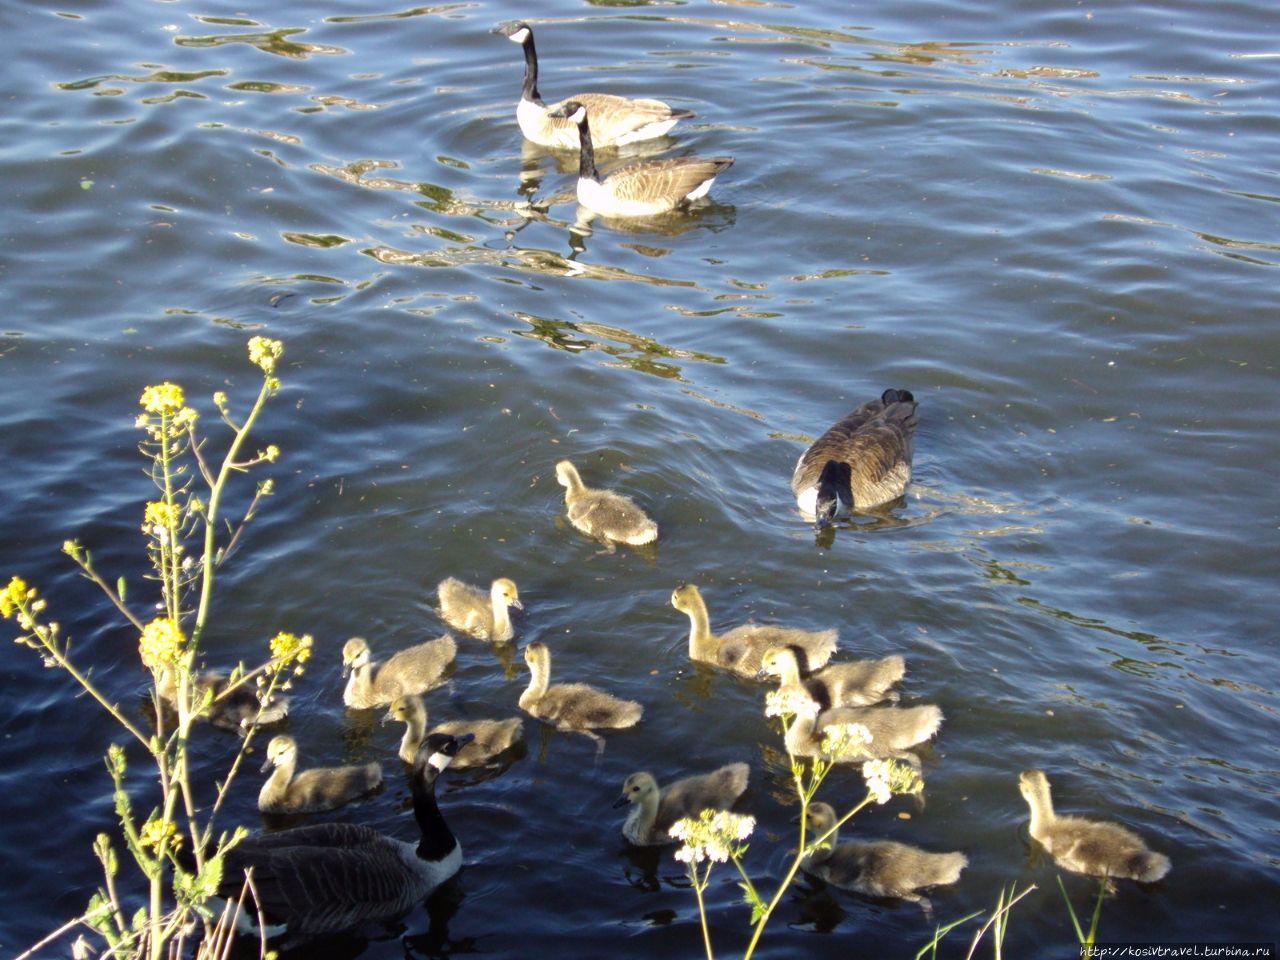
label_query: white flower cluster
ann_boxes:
[669,809,756,864]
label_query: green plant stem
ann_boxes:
[70,553,145,632]
[691,869,715,960]
[33,619,150,748]
[193,377,271,642]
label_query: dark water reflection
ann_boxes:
[3,0,1279,956]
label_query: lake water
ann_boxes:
[1,0,1277,956]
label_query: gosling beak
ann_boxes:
[380,709,393,727]
[512,599,524,611]
[755,668,770,681]
[611,794,630,809]
[260,756,274,773]
[341,661,352,679]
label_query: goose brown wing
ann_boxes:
[569,93,692,142]
[792,396,918,498]
[606,156,734,205]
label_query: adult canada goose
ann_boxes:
[257,735,382,815]
[548,101,733,217]
[784,697,942,763]
[341,635,457,709]
[791,389,920,530]
[613,764,750,846]
[758,646,905,710]
[385,694,524,769]
[1018,769,1171,883]
[555,460,658,547]
[217,732,471,947]
[801,801,967,916]
[154,665,288,733]
[438,576,522,643]
[497,21,694,149]
[519,640,643,749]
[670,583,838,679]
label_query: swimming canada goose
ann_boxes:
[670,583,838,679]
[217,732,471,947]
[791,389,920,529]
[548,101,733,217]
[758,646,905,710]
[784,697,943,763]
[519,640,643,749]
[555,460,658,547]
[497,21,694,149]
[438,576,522,643]
[1018,769,1171,883]
[341,635,457,709]
[385,694,524,769]
[154,665,288,733]
[613,763,750,846]
[801,801,967,915]
[257,735,382,815]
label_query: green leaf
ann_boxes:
[131,906,148,932]
[80,179,94,190]
[93,833,118,877]
[117,576,127,601]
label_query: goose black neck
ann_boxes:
[410,763,457,861]
[520,32,542,104]
[574,115,599,182]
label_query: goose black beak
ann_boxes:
[611,794,630,809]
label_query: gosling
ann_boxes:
[801,801,966,916]
[759,645,904,710]
[341,634,456,709]
[671,583,838,678]
[155,664,288,733]
[438,576,522,643]
[614,764,750,846]
[519,641,642,751]
[555,460,658,548]
[385,694,524,769]
[257,735,382,815]
[1018,769,1170,883]
[785,697,942,763]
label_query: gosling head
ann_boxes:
[547,101,588,125]
[341,637,371,677]
[261,735,297,772]
[613,771,659,809]
[1018,769,1051,806]
[524,640,549,670]
[554,460,580,489]
[756,646,791,681]
[802,801,839,837]
[670,583,699,613]
[495,20,531,44]
[383,694,425,727]
[494,577,523,611]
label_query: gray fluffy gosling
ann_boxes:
[671,583,838,678]
[257,735,382,815]
[341,634,456,709]
[1019,769,1171,883]
[549,101,733,217]
[614,764,750,846]
[497,21,693,149]
[217,732,471,947]
[792,389,919,530]
[519,640,643,750]
[438,576,522,643]
[555,460,658,548]
[802,801,967,916]
[155,664,288,733]
[784,697,942,763]
[385,694,524,769]
[758,645,905,710]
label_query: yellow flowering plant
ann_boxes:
[4,339,304,960]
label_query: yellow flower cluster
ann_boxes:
[269,631,313,673]
[138,816,180,852]
[139,382,186,415]
[669,809,756,864]
[247,337,284,374]
[819,722,873,762]
[143,500,179,532]
[139,618,186,669]
[1,576,34,619]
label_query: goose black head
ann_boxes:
[495,20,531,43]
[547,100,588,125]
[814,460,852,531]
[417,732,475,778]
